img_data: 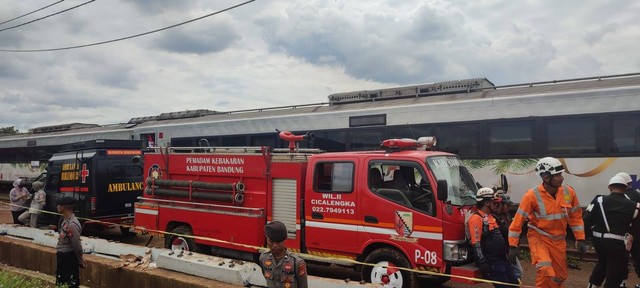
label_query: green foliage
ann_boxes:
[0,126,20,136]
[490,159,538,174]
[462,159,493,170]
[0,270,47,288]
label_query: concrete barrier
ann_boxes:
[0,225,379,287]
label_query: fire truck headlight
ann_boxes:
[443,240,469,262]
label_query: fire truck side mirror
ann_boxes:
[131,155,142,165]
[500,174,508,192]
[436,179,448,201]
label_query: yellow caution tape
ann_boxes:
[2,200,532,287]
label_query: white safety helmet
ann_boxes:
[535,157,565,177]
[615,172,632,184]
[477,187,497,200]
[608,175,628,187]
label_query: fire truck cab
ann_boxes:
[135,134,480,287]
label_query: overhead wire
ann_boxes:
[0,0,65,26]
[0,0,96,33]
[0,0,255,53]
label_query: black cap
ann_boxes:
[264,221,287,242]
[57,196,75,206]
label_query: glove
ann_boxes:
[576,240,587,254]
[477,261,491,276]
[508,246,520,264]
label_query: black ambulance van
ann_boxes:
[43,139,143,235]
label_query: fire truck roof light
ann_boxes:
[417,136,437,150]
[380,138,419,151]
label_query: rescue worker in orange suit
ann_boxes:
[584,175,640,288]
[468,187,518,287]
[508,157,587,287]
[617,172,640,288]
[259,221,308,288]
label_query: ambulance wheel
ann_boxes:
[362,248,417,288]
[166,225,197,252]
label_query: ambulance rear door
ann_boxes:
[92,149,143,219]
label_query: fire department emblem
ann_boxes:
[148,164,162,179]
[394,211,413,237]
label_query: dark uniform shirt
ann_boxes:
[56,214,83,260]
[259,250,308,288]
[625,188,640,203]
[584,193,639,236]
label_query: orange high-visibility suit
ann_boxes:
[508,184,585,288]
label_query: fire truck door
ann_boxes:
[305,160,359,253]
[361,160,444,266]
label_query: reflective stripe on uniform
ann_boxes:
[571,225,584,232]
[509,231,520,238]
[552,277,564,284]
[534,212,567,220]
[533,187,547,216]
[570,206,581,213]
[528,223,565,240]
[535,261,552,268]
[516,209,529,218]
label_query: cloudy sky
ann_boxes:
[1,0,639,131]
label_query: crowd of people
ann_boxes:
[469,156,640,288]
[8,178,85,288]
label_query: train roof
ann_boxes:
[1,72,640,147]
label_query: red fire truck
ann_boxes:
[135,132,480,287]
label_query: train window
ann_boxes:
[487,121,534,156]
[221,135,247,146]
[313,162,354,193]
[251,134,276,148]
[545,117,598,154]
[350,128,386,151]
[611,114,640,153]
[387,125,430,140]
[434,123,480,157]
[171,138,195,147]
[349,114,386,127]
[311,130,347,152]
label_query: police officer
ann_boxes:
[616,172,640,288]
[55,197,87,288]
[585,175,640,288]
[468,187,518,288]
[259,221,308,288]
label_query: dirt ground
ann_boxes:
[3,198,640,288]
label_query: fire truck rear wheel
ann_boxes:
[165,225,198,252]
[362,248,417,288]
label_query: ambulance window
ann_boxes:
[314,162,354,193]
[108,165,143,180]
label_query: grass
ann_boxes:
[0,270,46,288]
[0,270,68,288]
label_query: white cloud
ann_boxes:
[0,0,639,131]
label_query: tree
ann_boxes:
[0,126,20,135]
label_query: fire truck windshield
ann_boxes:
[427,156,477,206]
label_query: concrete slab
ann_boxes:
[156,250,378,288]
[85,237,151,258]
[157,250,259,286]
[3,225,93,253]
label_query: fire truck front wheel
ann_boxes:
[362,248,417,288]
[165,225,198,252]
